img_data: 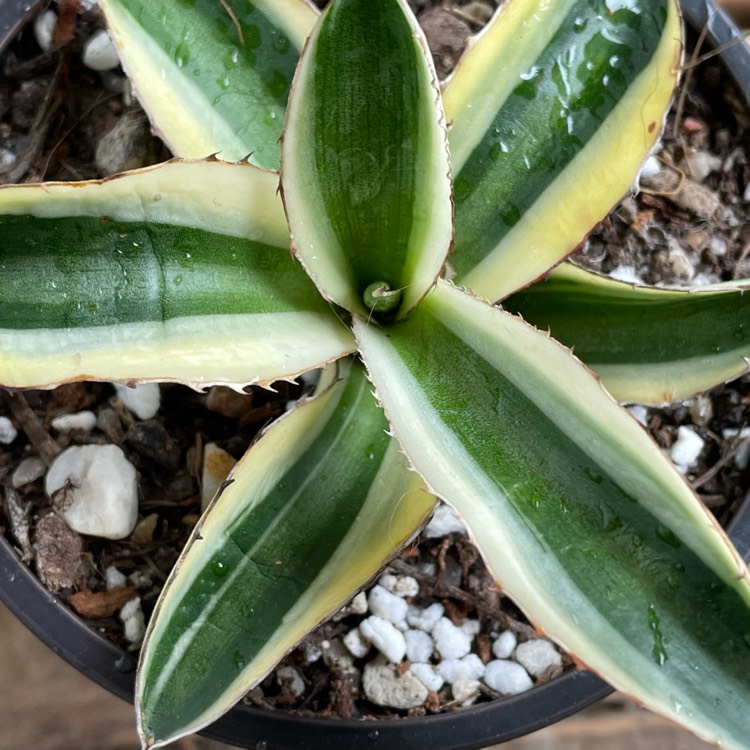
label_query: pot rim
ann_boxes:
[1,1,749,747]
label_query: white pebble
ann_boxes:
[336,591,368,619]
[432,617,472,660]
[45,444,138,540]
[686,151,722,183]
[300,640,322,664]
[368,585,408,626]
[608,265,643,285]
[460,619,480,637]
[406,602,444,632]
[363,661,428,709]
[423,504,466,538]
[709,236,727,256]
[627,405,649,427]
[343,627,371,659]
[723,427,750,469]
[439,654,485,684]
[359,616,407,664]
[11,456,46,488]
[114,382,161,420]
[405,629,434,663]
[492,630,517,659]
[120,597,145,643]
[105,564,127,590]
[276,666,305,697]
[452,676,481,706]
[379,573,419,598]
[670,425,705,472]
[51,410,97,433]
[514,639,562,678]
[82,29,120,71]
[484,659,533,695]
[639,154,661,180]
[0,147,16,172]
[0,417,17,444]
[321,639,354,671]
[409,662,444,692]
[34,9,56,52]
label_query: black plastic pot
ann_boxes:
[2,2,749,748]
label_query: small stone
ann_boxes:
[343,627,372,659]
[460,619,480,637]
[276,666,305,697]
[423,504,466,538]
[34,9,56,53]
[378,573,419,598]
[686,394,713,427]
[106,564,127,590]
[300,639,323,664]
[363,661,428,709]
[409,662,444,692]
[439,654,486,684]
[686,151,722,183]
[45,445,138,540]
[627,405,649,427]
[514,639,562,678]
[120,597,145,643]
[0,416,17,444]
[95,110,162,176]
[419,8,472,78]
[12,456,46,488]
[723,428,750,469]
[670,425,705,471]
[359,616,407,664]
[484,659,533,695]
[321,638,355,671]
[406,602,444,632]
[130,512,158,545]
[405,629,434,663]
[35,512,83,592]
[114,382,161,420]
[335,590,368,619]
[452,676,481,706]
[639,154,662,180]
[492,630,517,660]
[368,584,408,626]
[432,617,472,660]
[0,148,16,173]
[202,443,237,510]
[708,236,727,256]
[51,410,97,433]
[607,265,642,285]
[82,30,120,71]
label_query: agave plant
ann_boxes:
[2,0,750,748]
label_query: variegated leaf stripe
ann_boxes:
[137,361,434,748]
[443,0,680,302]
[505,264,750,404]
[281,0,452,318]
[355,280,750,750]
[0,164,353,388]
[100,0,318,168]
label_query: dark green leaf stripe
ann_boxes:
[355,283,750,749]
[0,216,325,329]
[101,0,316,167]
[282,0,451,317]
[138,362,433,746]
[505,264,750,402]
[446,0,677,300]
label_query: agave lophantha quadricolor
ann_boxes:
[2,0,750,748]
